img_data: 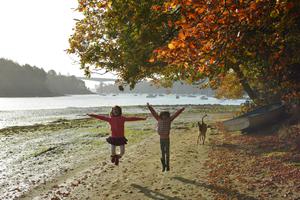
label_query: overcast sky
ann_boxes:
[0,0,113,78]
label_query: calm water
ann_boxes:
[0,94,245,128]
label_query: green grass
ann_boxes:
[83,126,109,137]
[262,151,288,158]
[31,146,58,157]
[125,128,154,143]
[291,162,300,168]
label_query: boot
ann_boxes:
[166,157,170,171]
[111,155,116,163]
[160,158,166,172]
[114,155,121,166]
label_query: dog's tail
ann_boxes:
[201,114,207,124]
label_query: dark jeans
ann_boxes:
[160,138,170,169]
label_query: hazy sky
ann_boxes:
[0,0,112,78]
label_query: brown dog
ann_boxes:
[197,114,208,145]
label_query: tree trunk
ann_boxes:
[231,65,259,102]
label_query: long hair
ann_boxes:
[110,105,122,117]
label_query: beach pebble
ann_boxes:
[11,187,21,192]
[50,196,60,200]
[172,190,179,194]
[71,180,80,187]
[82,175,88,180]
[56,188,70,197]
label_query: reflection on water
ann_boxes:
[0,94,245,129]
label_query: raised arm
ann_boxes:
[124,116,147,121]
[87,114,110,122]
[147,103,159,120]
[170,107,185,121]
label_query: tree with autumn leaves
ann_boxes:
[68,0,299,105]
[68,0,179,89]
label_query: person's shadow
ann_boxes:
[131,183,182,200]
[172,176,258,200]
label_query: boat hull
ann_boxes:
[222,103,286,132]
[223,117,249,132]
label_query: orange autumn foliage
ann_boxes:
[153,0,300,103]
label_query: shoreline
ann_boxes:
[0,103,241,111]
[0,104,240,131]
[0,94,246,112]
[0,92,94,98]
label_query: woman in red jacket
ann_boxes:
[88,106,146,165]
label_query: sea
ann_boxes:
[0,94,246,129]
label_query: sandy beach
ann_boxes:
[2,105,299,200]
[1,105,234,200]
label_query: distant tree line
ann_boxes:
[0,59,92,97]
[96,81,214,96]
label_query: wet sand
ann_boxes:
[1,105,237,200]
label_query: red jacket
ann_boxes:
[88,114,146,137]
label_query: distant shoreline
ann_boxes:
[0,104,240,131]
[0,92,94,98]
[0,94,246,111]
